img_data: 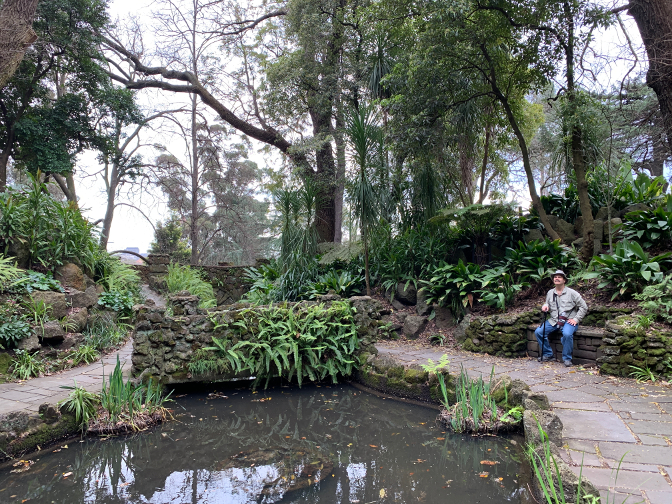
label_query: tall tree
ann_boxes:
[0,0,39,88]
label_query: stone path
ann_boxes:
[0,341,132,416]
[377,341,672,504]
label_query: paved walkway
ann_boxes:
[377,341,672,504]
[0,341,132,416]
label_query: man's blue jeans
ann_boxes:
[535,320,578,362]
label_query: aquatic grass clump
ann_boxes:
[441,365,522,434]
[86,356,173,434]
[166,263,216,308]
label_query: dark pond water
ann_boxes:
[0,384,530,503]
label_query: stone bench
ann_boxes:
[526,324,606,366]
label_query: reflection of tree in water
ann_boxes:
[0,386,529,503]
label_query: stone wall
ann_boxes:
[596,316,672,376]
[526,325,605,366]
[131,294,385,385]
[134,254,253,305]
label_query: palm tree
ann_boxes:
[346,104,380,296]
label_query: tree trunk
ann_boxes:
[0,137,12,191]
[477,126,491,204]
[628,0,672,155]
[190,94,199,265]
[309,104,336,243]
[100,176,119,250]
[333,98,346,243]
[0,0,39,89]
[458,134,476,205]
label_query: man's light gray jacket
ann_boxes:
[542,287,588,325]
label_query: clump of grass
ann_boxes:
[11,350,45,380]
[58,382,100,431]
[87,356,172,434]
[83,319,129,352]
[166,263,216,308]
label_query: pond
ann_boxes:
[0,384,530,503]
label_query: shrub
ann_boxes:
[242,262,281,304]
[98,291,135,318]
[306,270,364,299]
[420,260,482,319]
[478,267,523,312]
[83,320,129,351]
[102,258,141,294]
[634,274,672,323]
[0,255,23,291]
[166,263,216,308]
[207,300,359,388]
[620,200,672,249]
[69,344,100,365]
[0,316,31,349]
[11,350,45,380]
[499,239,580,287]
[586,240,672,300]
[58,382,100,430]
[491,214,541,249]
[11,270,64,293]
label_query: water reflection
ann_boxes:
[0,384,529,503]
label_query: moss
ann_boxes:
[5,414,78,458]
[403,368,428,384]
[386,366,404,380]
[386,378,418,395]
[0,352,12,382]
[429,383,456,404]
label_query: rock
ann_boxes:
[38,403,61,424]
[522,390,551,411]
[572,237,584,248]
[16,333,41,352]
[595,206,609,220]
[55,263,86,292]
[318,241,363,265]
[67,285,99,309]
[507,379,531,406]
[555,219,576,244]
[434,306,455,329]
[593,218,604,242]
[39,321,65,342]
[524,229,544,242]
[65,307,88,332]
[397,312,408,324]
[57,333,85,351]
[87,309,117,329]
[416,289,432,316]
[452,313,471,342]
[84,274,96,288]
[619,203,651,217]
[396,282,417,305]
[403,315,428,339]
[574,215,584,236]
[29,291,68,319]
[149,264,168,274]
[391,298,406,311]
[524,409,563,446]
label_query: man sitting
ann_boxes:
[535,269,588,367]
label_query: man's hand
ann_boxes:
[568,318,578,326]
[542,305,549,312]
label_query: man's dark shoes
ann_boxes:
[538,356,552,362]
[564,360,572,367]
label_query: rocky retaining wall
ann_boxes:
[131,294,386,385]
[458,307,636,369]
[0,405,77,461]
[134,254,253,305]
[596,316,672,377]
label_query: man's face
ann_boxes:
[553,274,566,287]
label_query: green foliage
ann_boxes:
[101,258,141,295]
[98,291,135,318]
[628,365,657,383]
[492,214,541,249]
[166,263,216,308]
[421,355,451,407]
[307,270,364,299]
[448,366,498,433]
[58,382,100,430]
[478,267,523,313]
[187,348,231,376]
[621,200,672,249]
[586,240,672,300]
[0,177,99,271]
[634,274,672,323]
[499,240,580,286]
[11,350,45,380]
[83,320,129,352]
[100,356,172,423]
[0,316,31,350]
[242,262,281,304]
[11,270,64,294]
[0,255,23,291]
[148,218,191,263]
[70,344,100,366]
[420,260,482,318]
[22,296,51,334]
[207,301,359,388]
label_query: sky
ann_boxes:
[73,0,647,254]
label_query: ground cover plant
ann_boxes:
[199,300,359,388]
[166,263,216,308]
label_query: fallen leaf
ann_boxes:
[369,444,378,448]
[120,482,130,487]
[479,472,489,478]
[63,472,73,477]
[409,472,414,476]
[379,489,386,498]
[62,445,68,449]
[436,437,445,440]
[480,460,499,465]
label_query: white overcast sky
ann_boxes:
[74,0,646,253]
